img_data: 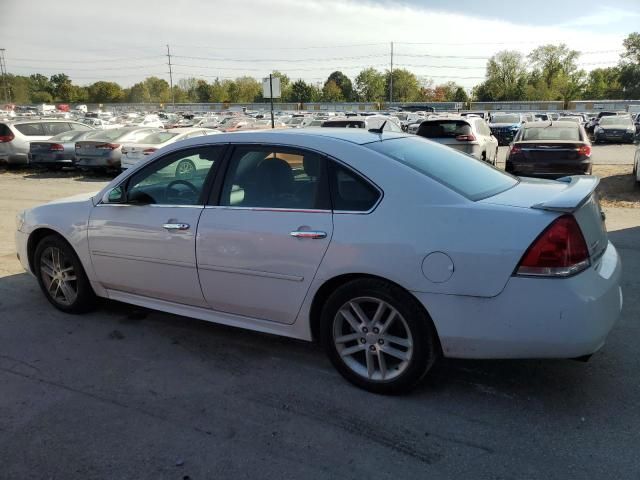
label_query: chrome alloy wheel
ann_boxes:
[39,246,78,306]
[176,159,195,177]
[333,297,413,382]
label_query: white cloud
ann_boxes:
[0,0,629,87]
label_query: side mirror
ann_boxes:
[102,186,125,204]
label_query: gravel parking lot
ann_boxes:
[1,148,639,479]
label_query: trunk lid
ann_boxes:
[481,176,608,260]
[516,141,587,162]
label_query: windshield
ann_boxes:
[521,125,581,141]
[491,114,521,123]
[367,136,517,201]
[599,116,633,127]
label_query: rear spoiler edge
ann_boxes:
[530,175,600,213]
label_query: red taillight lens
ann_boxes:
[49,143,64,151]
[455,134,476,141]
[95,143,120,150]
[516,215,590,277]
[578,145,592,157]
[0,133,15,143]
[510,145,522,155]
[142,148,157,155]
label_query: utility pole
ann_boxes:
[389,41,394,105]
[166,44,175,107]
[0,48,11,104]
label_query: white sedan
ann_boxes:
[15,130,623,393]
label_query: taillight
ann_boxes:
[578,145,592,157]
[49,143,64,151]
[95,143,120,150]
[515,215,590,277]
[510,145,522,155]
[143,148,157,155]
[455,134,476,141]
[0,133,15,143]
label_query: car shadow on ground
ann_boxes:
[18,168,116,182]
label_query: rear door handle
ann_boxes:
[163,223,190,231]
[290,230,327,239]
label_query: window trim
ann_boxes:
[205,142,383,215]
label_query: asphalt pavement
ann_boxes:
[0,166,638,479]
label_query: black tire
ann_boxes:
[34,234,97,314]
[320,278,440,394]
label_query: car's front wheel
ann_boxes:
[321,278,440,394]
[34,234,96,313]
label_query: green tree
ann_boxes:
[29,74,52,97]
[143,77,171,103]
[227,76,261,102]
[128,82,152,103]
[527,44,583,103]
[474,50,528,101]
[385,69,421,102]
[322,80,344,102]
[194,80,212,103]
[177,77,199,102]
[452,86,469,103]
[5,75,31,103]
[584,68,623,99]
[209,78,231,102]
[87,81,124,103]
[31,91,53,103]
[325,71,354,101]
[355,68,385,101]
[289,79,315,103]
[271,71,292,101]
[619,32,640,99]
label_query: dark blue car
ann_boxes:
[489,113,529,146]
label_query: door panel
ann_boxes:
[196,145,333,324]
[89,205,206,306]
[88,145,223,306]
[197,209,332,323]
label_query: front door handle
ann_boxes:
[290,230,327,239]
[163,223,190,231]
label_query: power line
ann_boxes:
[7,55,164,64]
[0,48,10,104]
[171,53,389,63]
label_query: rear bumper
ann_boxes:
[594,132,635,143]
[506,159,591,178]
[76,157,118,168]
[414,241,622,359]
[29,153,75,165]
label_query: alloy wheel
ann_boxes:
[39,246,78,306]
[333,296,413,382]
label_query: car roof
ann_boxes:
[179,128,409,146]
[2,119,86,125]
[521,121,580,128]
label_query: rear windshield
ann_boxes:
[49,130,90,142]
[491,114,520,124]
[322,121,366,128]
[367,136,518,201]
[521,125,581,141]
[417,120,471,138]
[139,132,179,144]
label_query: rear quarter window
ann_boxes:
[367,136,518,201]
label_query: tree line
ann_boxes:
[3,33,639,106]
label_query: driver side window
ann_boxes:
[126,146,222,206]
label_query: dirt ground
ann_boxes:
[594,164,640,208]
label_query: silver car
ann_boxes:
[416,117,499,164]
[0,120,93,166]
[75,127,162,170]
[29,130,100,169]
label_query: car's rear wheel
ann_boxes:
[320,278,440,394]
[34,235,96,313]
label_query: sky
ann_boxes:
[1,0,639,90]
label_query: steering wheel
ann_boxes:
[166,179,199,203]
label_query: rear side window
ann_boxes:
[44,122,74,135]
[15,123,46,136]
[417,121,472,138]
[367,136,518,201]
[329,162,380,212]
[0,123,11,137]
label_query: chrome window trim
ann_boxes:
[97,203,204,208]
[204,206,331,214]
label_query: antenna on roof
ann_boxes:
[368,120,387,135]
